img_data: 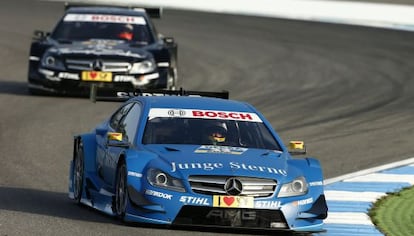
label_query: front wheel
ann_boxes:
[73,142,84,203]
[114,162,128,219]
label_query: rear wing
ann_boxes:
[64,2,162,18]
[89,85,229,103]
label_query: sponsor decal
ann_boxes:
[145,189,172,200]
[114,75,135,82]
[194,145,247,154]
[82,71,112,82]
[127,171,142,178]
[171,162,223,172]
[170,161,288,176]
[293,197,313,206]
[167,109,186,117]
[255,201,282,209]
[213,195,254,208]
[179,196,209,206]
[64,14,146,25]
[192,110,253,121]
[309,181,323,186]
[58,72,79,80]
[148,108,263,122]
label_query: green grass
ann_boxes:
[369,186,414,236]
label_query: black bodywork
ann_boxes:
[28,5,178,96]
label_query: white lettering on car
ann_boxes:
[309,181,323,186]
[58,72,79,80]
[255,201,282,209]
[296,197,314,206]
[229,162,288,176]
[148,108,263,122]
[171,162,223,172]
[145,189,172,200]
[127,171,142,178]
[64,14,147,25]
[114,75,135,82]
[170,161,287,176]
[179,196,210,206]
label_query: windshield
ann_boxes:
[51,13,153,44]
[142,114,282,151]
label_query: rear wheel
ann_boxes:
[115,162,128,219]
[73,142,84,203]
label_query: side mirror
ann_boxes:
[288,141,306,155]
[107,132,129,148]
[32,30,49,40]
[163,37,175,46]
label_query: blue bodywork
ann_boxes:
[68,95,327,232]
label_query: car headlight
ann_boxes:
[41,53,65,70]
[129,59,156,74]
[277,176,308,197]
[147,168,185,192]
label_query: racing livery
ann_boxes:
[28,4,177,95]
[68,90,328,233]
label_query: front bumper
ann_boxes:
[125,184,327,232]
[28,67,168,95]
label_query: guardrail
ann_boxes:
[45,0,414,31]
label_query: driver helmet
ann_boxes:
[207,121,227,144]
[118,24,134,41]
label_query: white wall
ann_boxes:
[45,0,414,31]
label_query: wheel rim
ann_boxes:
[74,145,83,200]
[116,165,127,216]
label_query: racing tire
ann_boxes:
[167,67,178,90]
[115,162,128,219]
[73,142,84,204]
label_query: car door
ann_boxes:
[97,102,134,184]
[105,102,142,187]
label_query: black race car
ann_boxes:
[28,3,178,95]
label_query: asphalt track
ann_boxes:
[1,0,414,235]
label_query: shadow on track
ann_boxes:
[0,80,30,96]
[0,186,116,224]
[0,80,90,99]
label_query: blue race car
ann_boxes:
[68,89,327,233]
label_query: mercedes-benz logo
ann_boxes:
[224,178,243,195]
[167,109,186,117]
[92,59,104,71]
